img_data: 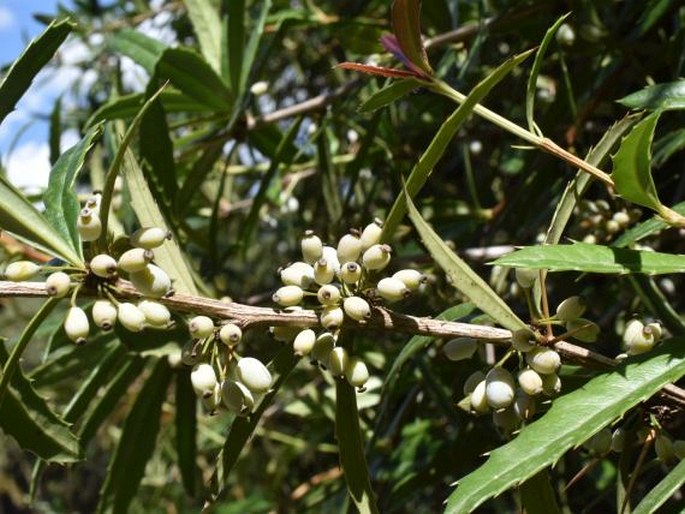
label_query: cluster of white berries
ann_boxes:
[583,427,685,465]
[271,220,426,392]
[1,192,175,345]
[183,316,273,416]
[573,199,640,244]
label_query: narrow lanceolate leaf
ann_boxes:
[185,0,222,74]
[613,200,685,248]
[226,0,245,93]
[406,193,526,332]
[618,80,685,111]
[493,242,685,275]
[382,48,535,240]
[121,147,198,294]
[175,370,197,496]
[336,62,426,80]
[96,358,172,514]
[109,29,166,75]
[631,457,685,514]
[445,337,685,514]
[611,111,662,212]
[526,13,570,135]
[0,174,83,265]
[359,78,422,113]
[239,0,271,95]
[391,0,433,76]
[44,124,103,257]
[156,48,233,111]
[0,18,73,125]
[0,342,82,463]
[336,378,380,514]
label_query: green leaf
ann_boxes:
[611,111,663,212]
[0,174,84,265]
[631,457,685,514]
[49,96,62,165]
[0,341,82,463]
[109,29,166,75]
[87,91,213,127]
[613,201,685,248]
[391,0,433,76]
[156,48,233,111]
[444,337,685,514]
[0,18,73,125]
[44,124,102,257]
[406,193,526,332]
[384,303,475,391]
[493,242,685,275]
[121,147,199,294]
[359,79,421,113]
[382,48,535,240]
[336,377,380,514]
[526,13,570,135]
[96,358,172,514]
[519,470,562,514]
[240,0,271,95]
[175,370,197,496]
[185,0,222,74]
[226,0,245,93]
[618,80,685,111]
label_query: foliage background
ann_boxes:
[1,0,685,513]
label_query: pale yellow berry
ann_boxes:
[188,315,214,338]
[89,254,118,279]
[463,370,486,396]
[311,332,336,367]
[191,363,217,398]
[623,319,658,355]
[236,357,272,394]
[64,306,89,344]
[219,323,242,345]
[272,285,304,306]
[470,380,489,413]
[92,299,118,330]
[526,347,561,375]
[376,277,410,303]
[360,219,382,251]
[293,329,316,356]
[541,372,562,396]
[321,246,341,273]
[4,261,40,282]
[339,262,362,284]
[362,244,391,271]
[118,248,154,273]
[314,258,336,285]
[301,231,323,264]
[45,271,71,298]
[320,306,344,330]
[130,227,171,249]
[343,296,371,322]
[328,347,349,377]
[280,262,314,288]
[317,284,341,306]
[485,368,516,410]
[392,269,426,291]
[129,264,172,298]
[77,209,102,241]
[137,300,171,327]
[117,302,146,332]
[517,368,543,396]
[337,233,362,264]
[344,357,370,391]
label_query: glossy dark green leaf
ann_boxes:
[96,358,172,514]
[359,79,422,113]
[406,193,526,332]
[493,242,685,275]
[49,96,61,165]
[618,80,685,111]
[0,342,82,463]
[157,48,233,111]
[44,124,102,256]
[445,337,685,514]
[175,370,197,496]
[226,0,245,93]
[0,18,73,125]
[391,0,433,76]
[611,111,663,211]
[382,48,535,240]
[0,174,83,265]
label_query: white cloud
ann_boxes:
[5,141,51,191]
[0,6,14,32]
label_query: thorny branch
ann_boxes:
[1,280,684,407]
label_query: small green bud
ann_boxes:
[219,323,242,345]
[611,428,626,453]
[463,371,486,396]
[64,306,89,344]
[130,227,171,249]
[583,429,612,455]
[4,261,40,282]
[514,268,537,289]
[673,440,685,460]
[540,372,562,396]
[45,271,71,298]
[513,391,536,420]
[655,434,674,463]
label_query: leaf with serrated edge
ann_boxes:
[44,124,102,258]
[493,242,685,275]
[96,358,172,514]
[611,111,663,211]
[406,193,526,332]
[445,337,685,514]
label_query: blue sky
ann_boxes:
[0,1,76,189]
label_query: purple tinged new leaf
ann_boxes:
[390,0,433,77]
